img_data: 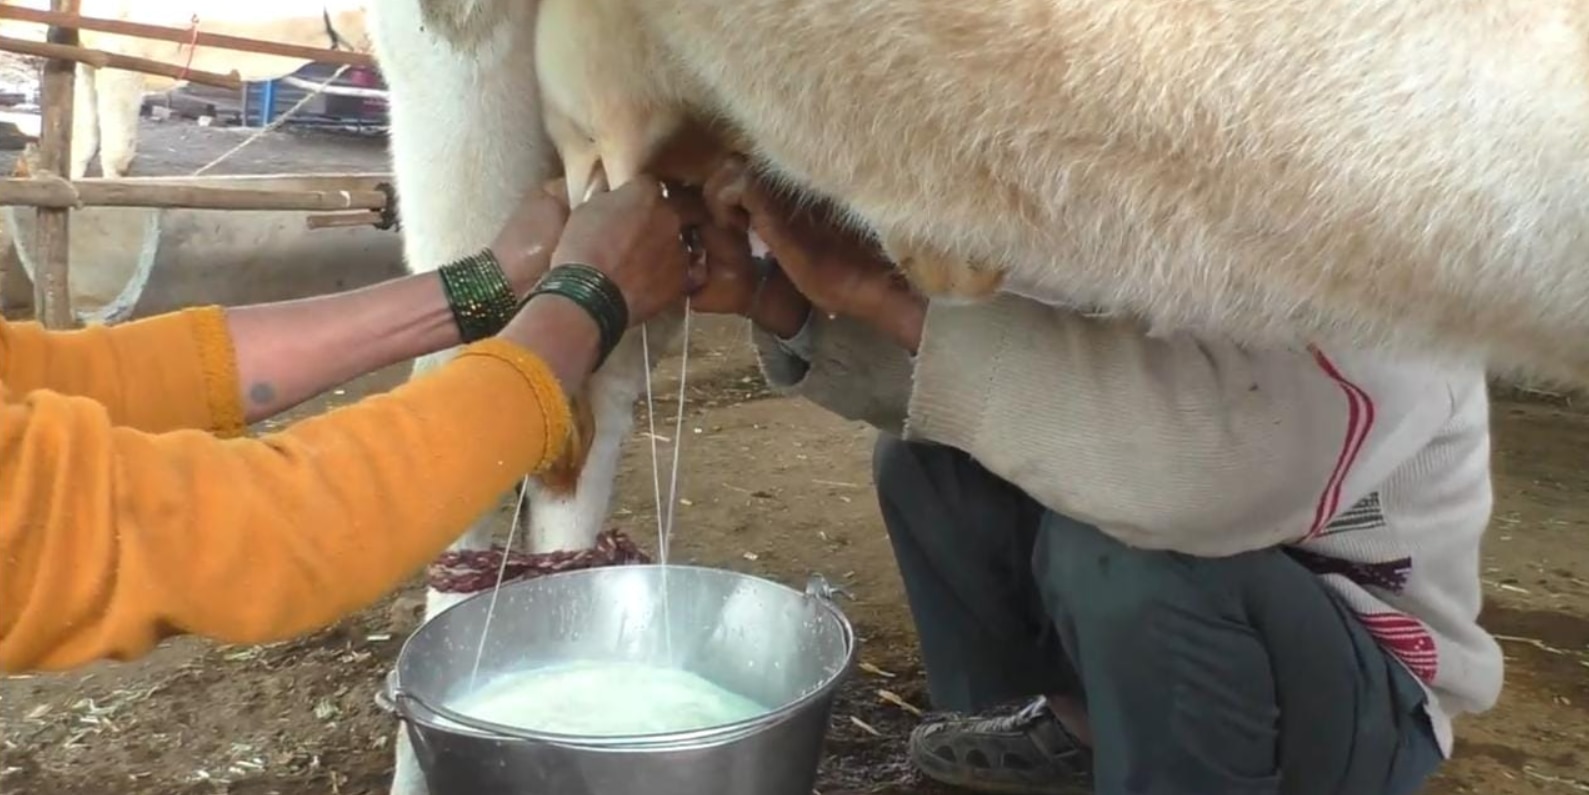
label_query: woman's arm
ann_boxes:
[0,325,575,673]
[0,185,569,433]
[0,176,701,674]
[0,309,248,436]
[231,188,570,421]
[226,270,479,421]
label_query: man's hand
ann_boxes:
[707,159,904,318]
[704,157,927,352]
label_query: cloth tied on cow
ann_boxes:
[425,528,652,594]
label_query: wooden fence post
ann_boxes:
[32,0,77,328]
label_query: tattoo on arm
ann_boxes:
[248,382,277,408]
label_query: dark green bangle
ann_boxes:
[438,249,518,344]
[527,263,629,370]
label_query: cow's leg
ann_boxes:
[92,69,145,179]
[529,94,688,551]
[523,310,682,552]
[68,64,98,180]
[369,1,547,794]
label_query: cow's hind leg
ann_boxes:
[530,98,687,555]
[93,69,145,179]
[369,1,548,793]
[69,64,98,180]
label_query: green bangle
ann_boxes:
[527,263,629,370]
[438,248,518,344]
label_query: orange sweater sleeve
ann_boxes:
[0,337,571,674]
[0,308,246,437]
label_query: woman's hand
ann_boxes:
[549,176,712,325]
[488,179,572,297]
[498,177,715,391]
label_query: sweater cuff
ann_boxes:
[750,321,813,390]
[903,299,1016,449]
[181,306,247,438]
[454,338,574,472]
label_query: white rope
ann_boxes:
[189,63,353,177]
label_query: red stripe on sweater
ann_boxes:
[1305,348,1377,540]
[1357,612,1440,681]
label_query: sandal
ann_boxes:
[908,697,1094,794]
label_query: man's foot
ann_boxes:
[908,697,1094,795]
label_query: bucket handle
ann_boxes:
[375,669,396,714]
[804,573,854,605]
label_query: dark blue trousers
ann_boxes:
[874,436,1445,795]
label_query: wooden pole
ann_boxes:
[32,0,75,329]
[0,36,243,90]
[0,176,390,212]
[0,6,376,68]
[305,209,384,230]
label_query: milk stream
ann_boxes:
[449,660,767,735]
[642,304,693,663]
[465,306,696,706]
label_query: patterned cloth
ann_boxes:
[425,528,651,594]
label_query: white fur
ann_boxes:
[373,0,1589,790]
[369,2,684,793]
[367,2,543,791]
[0,0,373,178]
[412,0,1589,390]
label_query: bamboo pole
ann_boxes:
[0,35,242,90]
[0,176,390,212]
[0,6,376,68]
[305,209,383,230]
[32,0,75,328]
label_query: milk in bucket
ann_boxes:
[448,660,771,736]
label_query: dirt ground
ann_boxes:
[2,120,1588,795]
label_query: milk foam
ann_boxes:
[448,660,769,736]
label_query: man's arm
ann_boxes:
[746,297,915,436]
[906,294,1469,556]
[715,164,1466,552]
[746,285,1469,555]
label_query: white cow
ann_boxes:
[0,0,372,179]
[404,0,1589,391]
[372,0,1589,792]
[368,3,688,792]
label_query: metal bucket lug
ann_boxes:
[804,573,854,604]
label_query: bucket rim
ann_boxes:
[388,563,857,750]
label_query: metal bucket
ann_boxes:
[380,565,857,795]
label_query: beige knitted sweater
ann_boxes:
[749,293,1502,757]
